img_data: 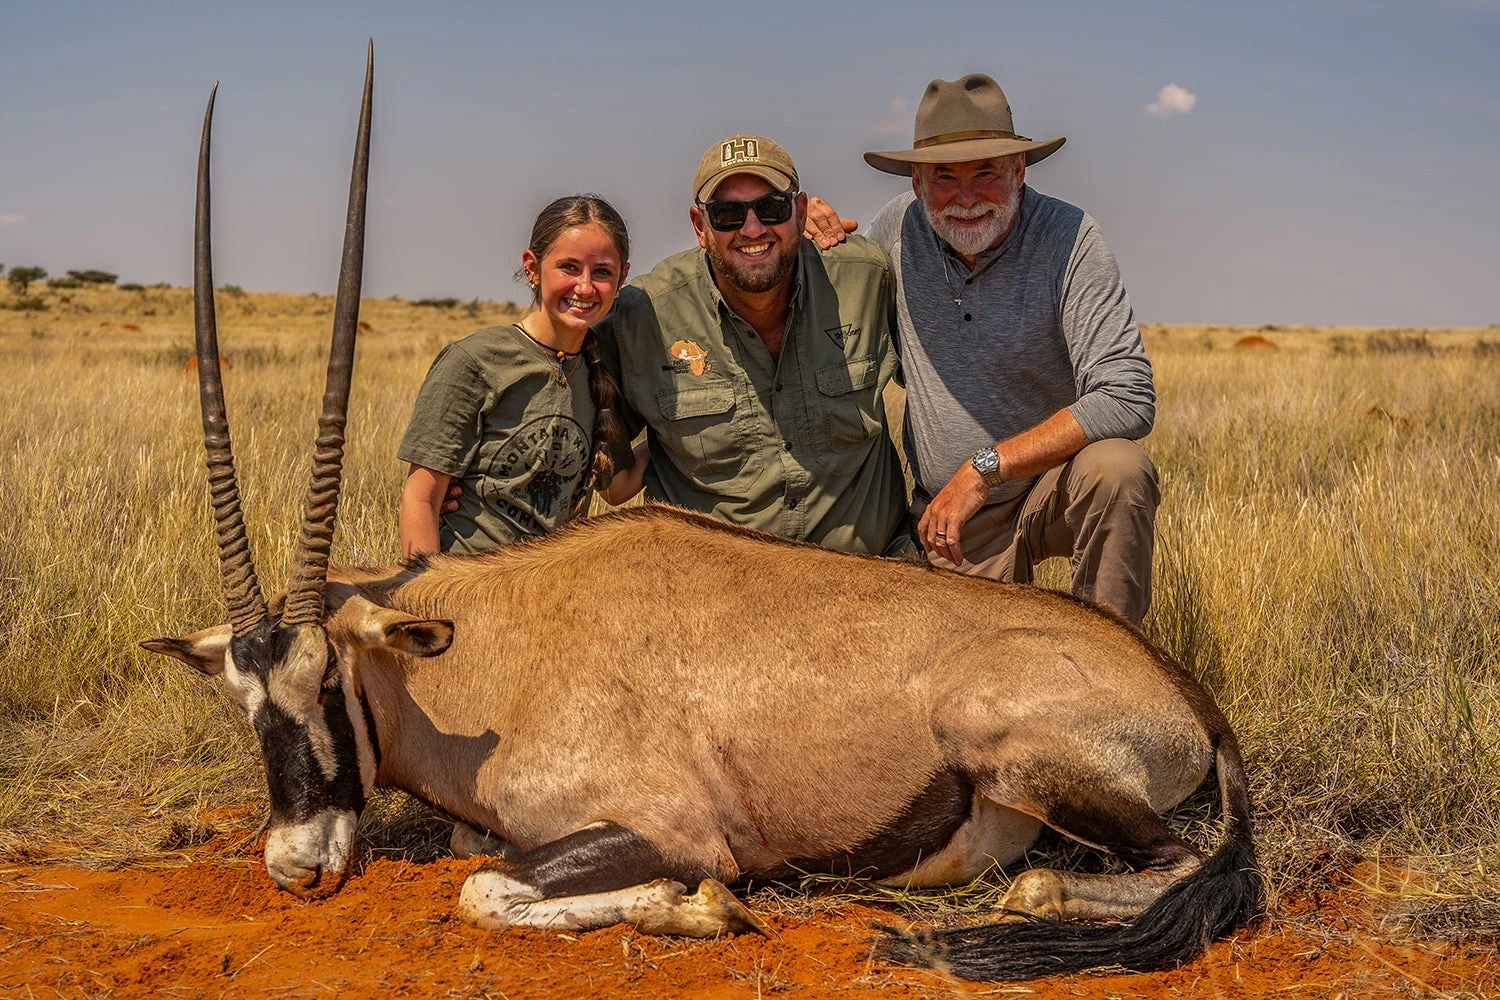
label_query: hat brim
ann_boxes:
[863,135,1065,176]
[695,165,797,203]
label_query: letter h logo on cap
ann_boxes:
[722,138,759,165]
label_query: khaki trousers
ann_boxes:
[910,439,1159,625]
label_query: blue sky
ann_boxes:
[2,0,1497,325]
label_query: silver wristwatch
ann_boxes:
[970,446,1004,488]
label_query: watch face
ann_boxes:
[972,447,1001,486]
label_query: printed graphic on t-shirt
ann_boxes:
[482,415,590,529]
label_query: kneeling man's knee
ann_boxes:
[1072,439,1159,506]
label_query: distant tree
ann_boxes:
[7,266,47,295]
[414,297,460,310]
[119,282,145,292]
[67,269,119,285]
[48,277,85,289]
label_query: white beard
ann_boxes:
[921,189,1020,258]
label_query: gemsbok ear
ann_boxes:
[140,624,233,676]
[382,619,455,658]
[338,595,454,658]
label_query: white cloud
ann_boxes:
[0,213,28,226]
[870,96,911,138]
[1146,83,1197,118]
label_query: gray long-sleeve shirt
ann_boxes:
[868,187,1154,504]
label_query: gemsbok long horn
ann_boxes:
[282,40,374,627]
[194,81,267,636]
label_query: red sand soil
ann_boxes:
[2,840,1495,999]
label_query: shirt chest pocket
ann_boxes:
[655,380,749,486]
[814,356,882,453]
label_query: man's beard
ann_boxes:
[921,188,1020,258]
[705,235,798,294]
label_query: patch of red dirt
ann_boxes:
[1,852,1495,999]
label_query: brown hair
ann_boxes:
[522,195,631,496]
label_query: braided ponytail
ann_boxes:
[582,330,629,492]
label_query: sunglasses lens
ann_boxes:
[704,192,794,231]
[754,192,794,225]
[706,202,748,231]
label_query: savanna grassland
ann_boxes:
[1,281,1497,944]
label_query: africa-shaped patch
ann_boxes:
[668,340,711,377]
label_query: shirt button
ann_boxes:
[774,383,782,392]
[783,439,793,450]
[965,277,973,285]
[964,313,973,322]
[787,494,800,509]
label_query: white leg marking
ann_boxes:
[456,871,766,937]
[881,795,1042,888]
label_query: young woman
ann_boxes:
[398,195,647,559]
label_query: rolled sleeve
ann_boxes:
[1061,219,1155,441]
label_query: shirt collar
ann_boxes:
[697,238,809,316]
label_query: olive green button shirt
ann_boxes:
[594,236,908,555]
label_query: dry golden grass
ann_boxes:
[1,285,1496,930]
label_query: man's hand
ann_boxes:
[917,462,990,565]
[803,196,858,249]
[443,480,462,514]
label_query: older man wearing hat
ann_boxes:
[592,134,908,555]
[865,74,1159,624]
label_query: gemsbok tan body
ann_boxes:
[143,49,1260,982]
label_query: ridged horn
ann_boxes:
[195,82,268,636]
[282,41,373,627]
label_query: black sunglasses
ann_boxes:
[700,190,797,232]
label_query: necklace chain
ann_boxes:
[515,322,578,386]
[939,251,964,307]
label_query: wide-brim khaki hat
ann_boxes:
[865,74,1065,176]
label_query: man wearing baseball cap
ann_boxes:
[865,74,1158,623]
[593,134,908,555]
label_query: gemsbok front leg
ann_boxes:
[456,821,766,937]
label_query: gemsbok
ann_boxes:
[143,47,1260,982]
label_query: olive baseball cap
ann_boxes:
[693,134,799,202]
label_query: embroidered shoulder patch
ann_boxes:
[668,340,712,376]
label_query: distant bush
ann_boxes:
[219,284,246,297]
[148,282,173,290]
[6,266,47,295]
[414,297,460,310]
[48,277,85,289]
[463,298,483,318]
[119,283,145,292]
[67,269,118,285]
[6,296,49,312]
[1366,330,1434,354]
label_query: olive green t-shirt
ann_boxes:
[593,236,908,555]
[397,324,593,553]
